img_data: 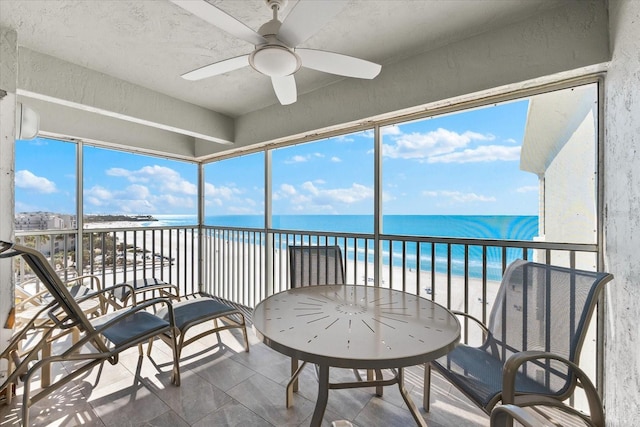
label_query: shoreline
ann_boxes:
[83,224,501,313]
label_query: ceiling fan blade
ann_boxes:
[182,54,250,81]
[297,49,381,79]
[271,75,297,105]
[171,0,266,46]
[277,0,348,47]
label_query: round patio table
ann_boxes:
[252,284,460,427]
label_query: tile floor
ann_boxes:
[1,323,489,426]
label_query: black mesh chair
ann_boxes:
[425,259,613,426]
[286,245,347,407]
[288,245,345,288]
[0,241,181,426]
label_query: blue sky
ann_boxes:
[15,99,538,217]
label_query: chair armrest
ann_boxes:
[451,310,491,341]
[70,283,137,313]
[502,350,604,427]
[66,274,102,292]
[490,404,555,427]
[15,287,50,310]
[66,274,105,313]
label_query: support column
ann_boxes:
[0,26,18,372]
[604,0,640,424]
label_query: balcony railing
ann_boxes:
[15,224,599,311]
[13,224,600,409]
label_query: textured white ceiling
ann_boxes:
[0,0,565,118]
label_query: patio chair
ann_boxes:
[0,241,181,425]
[14,271,104,330]
[289,245,346,288]
[107,275,249,361]
[424,259,613,422]
[145,289,250,360]
[287,245,378,406]
[9,270,105,391]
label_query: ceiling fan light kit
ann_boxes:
[250,45,301,77]
[172,0,381,105]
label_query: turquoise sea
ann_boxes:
[149,214,538,280]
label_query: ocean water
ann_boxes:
[149,214,538,280]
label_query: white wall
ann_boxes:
[604,0,640,424]
[544,108,598,266]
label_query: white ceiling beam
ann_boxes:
[17,49,235,146]
[22,97,197,159]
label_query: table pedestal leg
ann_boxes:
[287,359,307,408]
[397,368,427,427]
[310,364,330,427]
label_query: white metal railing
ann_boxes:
[14,225,598,315]
[13,224,601,410]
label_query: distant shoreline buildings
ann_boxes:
[14,212,156,231]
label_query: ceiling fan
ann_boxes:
[171,0,382,105]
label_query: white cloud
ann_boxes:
[105,167,131,178]
[126,184,150,199]
[517,185,538,193]
[302,181,373,204]
[285,155,309,163]
[106,165,198,194]
[428,145,521,164]
[15,170,57,193]
[280,183,297,195]
[423,190,496,203]
[204,183,239,199]
[84,180,196,213]
[382,125,403,136]
[275,181,374,212]
[382,128,495,160]
[331,157,342,162]
[333,135,355,143]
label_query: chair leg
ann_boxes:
[423,363,431,412]
[146,337,154,356]
[241,324,249,352]
[41,340,51,388]
[170,332,181,386]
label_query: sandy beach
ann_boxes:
[82,224,500,326]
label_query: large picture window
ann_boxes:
[271,131,373,233]
[83,146,198,227]
[204,151,265,228]
[15,137,77,231]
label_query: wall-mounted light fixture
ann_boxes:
[15,102,39,140]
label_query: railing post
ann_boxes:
[198,163,205,294]
[264,149,274,298]
[374,123,383,287]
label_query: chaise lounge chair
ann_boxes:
[0,241,182,426]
